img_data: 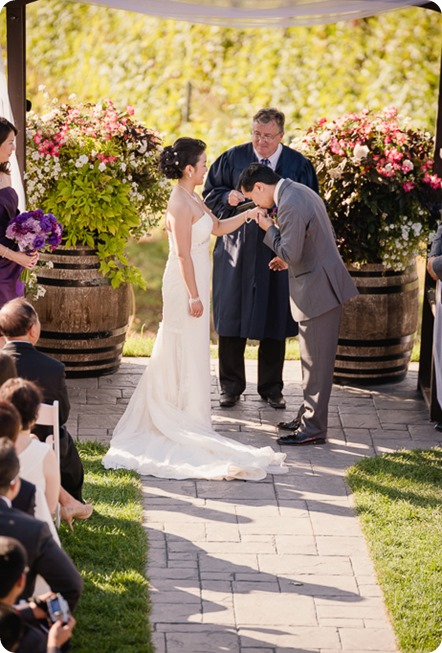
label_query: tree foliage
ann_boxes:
[1,2,439,158]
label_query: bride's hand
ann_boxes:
[246,207,267,224]
[189,297,203,318]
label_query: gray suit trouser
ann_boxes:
[297,304,342,438]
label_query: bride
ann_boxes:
[102,137,287,480]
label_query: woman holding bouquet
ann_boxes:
[0,117,38,310]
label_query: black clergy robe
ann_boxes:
[203,142,319,340]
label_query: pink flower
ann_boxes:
[126,105,135,116]
[423,173,442,190]
[330,138,345,156]
[402,181,415,192]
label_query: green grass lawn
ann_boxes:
[347,448,442,653]
[59,442,153,653]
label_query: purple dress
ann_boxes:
[0,186,24,307]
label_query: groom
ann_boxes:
[238,163,358,445]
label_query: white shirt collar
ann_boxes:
[0,495,12,508]
[274,178,285,206]
[253,143,283,170]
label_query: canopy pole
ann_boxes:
[6,0,28,176]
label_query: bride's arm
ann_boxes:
[207,204,263,236]
[168,200,203,318]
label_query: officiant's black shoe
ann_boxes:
[219,393,239,407]
[266,395,286,409]
[277,432,326,446]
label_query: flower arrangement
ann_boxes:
[6,209,63,299]
[293,107,442,269]
[6,209,63,252]
[25,91,170,287]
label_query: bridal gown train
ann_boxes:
[102,212,287,480]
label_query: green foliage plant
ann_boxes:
[25,89,171,288]
[294,107,442,269]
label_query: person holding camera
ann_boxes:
[0,536,76,652]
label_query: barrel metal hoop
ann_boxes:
[39,326,128,340]
[355,280,419,295]
[36,278,111,287]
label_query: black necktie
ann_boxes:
[260,158,271,166]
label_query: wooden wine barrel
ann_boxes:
[32,247,131,378]
[333,262,419,385]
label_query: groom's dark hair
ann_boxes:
[238,163,281,192]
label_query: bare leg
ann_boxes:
[59,487,93,531]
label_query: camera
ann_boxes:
[46,593,70,625]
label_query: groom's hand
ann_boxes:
[269,257,288,271]
[256,211,274,232]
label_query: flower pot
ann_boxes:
[333,262,419,385]
[31,247,131,378]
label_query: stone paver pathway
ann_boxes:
[67,359,441,653]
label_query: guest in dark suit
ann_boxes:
[0,439,83,610]
[203,108,318,409]
[0,399,36,516]
[0,350,17,385]
[239,163,358,445]
[0,298,84,502]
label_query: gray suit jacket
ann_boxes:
[263,179,358,322]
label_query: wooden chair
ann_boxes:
[36,400,61,527]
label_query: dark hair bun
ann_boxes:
[159,138,206,180]
[159,145,183,179]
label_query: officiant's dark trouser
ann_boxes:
[218,335,286,398]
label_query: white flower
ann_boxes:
[402,159,414,172]
[98,163,106,172]
[353,144,369,160]
[75,154,89,167]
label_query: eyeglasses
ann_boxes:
[251,130,282,143]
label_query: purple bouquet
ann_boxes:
[5,209,63,299]
[6,209,63,252]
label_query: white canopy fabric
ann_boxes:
[67,0,431,27]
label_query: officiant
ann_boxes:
[203,107,318,410]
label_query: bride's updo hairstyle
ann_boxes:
[159,137,206,180]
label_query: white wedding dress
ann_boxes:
[102,212,287,480]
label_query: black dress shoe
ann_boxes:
[277,432,326,446]
[266,395,286,409]
[219,393,239,407]
[277,406,305,431]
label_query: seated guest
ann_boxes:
[0,536,76,652]
[0,298,91,523]
[0,351,17,385]
[0,439,83,611]
[0,380,61,540]
[0,378,92,531]
[0,399,36,517]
